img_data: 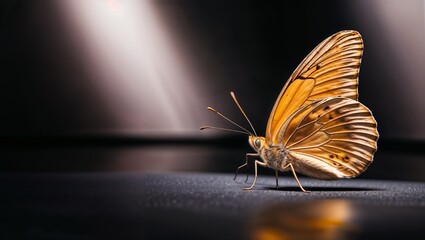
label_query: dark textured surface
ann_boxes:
[144,172,425,209]
[1,172,424,239]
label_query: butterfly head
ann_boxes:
[249,135,266,152]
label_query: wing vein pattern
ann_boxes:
[284,97,378,178]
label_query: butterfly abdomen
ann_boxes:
[289,151,344,179]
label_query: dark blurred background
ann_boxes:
[1,0,424,180]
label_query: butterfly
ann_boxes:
[201,30,379,192]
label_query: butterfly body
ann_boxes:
[251,137,354,181]
[251,136,347,182]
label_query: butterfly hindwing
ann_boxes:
[281,97,378,179]
[266,30,363,144]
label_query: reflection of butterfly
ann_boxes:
[201,30,379,192]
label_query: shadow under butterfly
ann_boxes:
[201,30,379,192]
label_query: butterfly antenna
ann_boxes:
[205,107,253,135]
[200,126,250,135]
[230,91,257,136]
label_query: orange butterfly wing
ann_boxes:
[266,30,363,144]
[280,97,378,179]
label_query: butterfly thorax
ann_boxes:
[249,136,290,171]
[260,144,290,171]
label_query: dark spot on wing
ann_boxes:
[344,156,350,162]
[316,63,322,70]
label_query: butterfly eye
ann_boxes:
[255,138,261,148]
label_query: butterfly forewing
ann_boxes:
[282,97,378,179]
[266,30,363,144]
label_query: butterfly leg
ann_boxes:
[282,163,310,193]
[234,153,258,182]
[243,160,267,190]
